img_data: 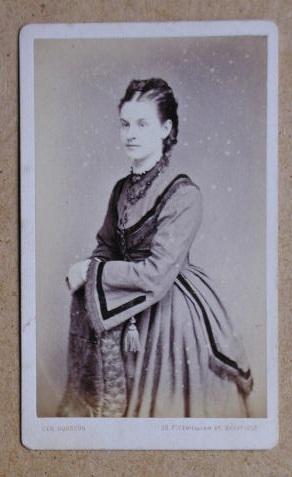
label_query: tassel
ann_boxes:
[123,317,140,352]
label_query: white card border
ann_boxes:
[20,20,278,450]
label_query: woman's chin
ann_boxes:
[125,152,144,162]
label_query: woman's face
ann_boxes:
[119,99,171,162]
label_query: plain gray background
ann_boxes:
[35,36,267,417]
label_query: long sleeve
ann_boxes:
[89,179,124,261]
[85,183,203,334]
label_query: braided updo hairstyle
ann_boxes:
[118,78,179,156]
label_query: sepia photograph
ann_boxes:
[20,21,278,449]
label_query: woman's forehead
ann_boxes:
[120,99,159,120]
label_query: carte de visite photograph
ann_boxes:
[20,20,278,450]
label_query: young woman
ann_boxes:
[58,78,253,418]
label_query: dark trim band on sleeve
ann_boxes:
[96,261,146,320]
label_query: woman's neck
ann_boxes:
[131,149,163,174]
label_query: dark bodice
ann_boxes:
[115,174,194,261]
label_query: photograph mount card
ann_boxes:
[20,20,278,450]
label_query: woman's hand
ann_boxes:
[66,259,91,294]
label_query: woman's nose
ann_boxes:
[126,125,137,141]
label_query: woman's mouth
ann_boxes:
[126,144,140,148]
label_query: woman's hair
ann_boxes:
[118,78,179,156]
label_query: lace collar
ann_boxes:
[127,155,169,205]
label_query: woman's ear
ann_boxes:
[161,119,173,139]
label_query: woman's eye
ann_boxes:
[121,122,129,129]
[138,121,147,128]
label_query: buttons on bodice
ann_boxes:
[117,227,129,260]
[116,155,170,261]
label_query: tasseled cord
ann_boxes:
[123,317,140,352]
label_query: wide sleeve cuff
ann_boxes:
[85,258,147,333]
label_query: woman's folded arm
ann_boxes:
[85,183,203,333]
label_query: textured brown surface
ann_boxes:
[0,0,291,476]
